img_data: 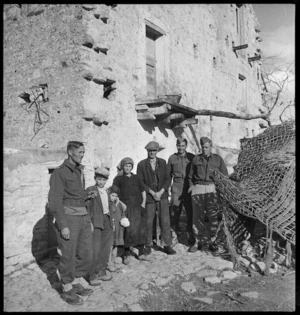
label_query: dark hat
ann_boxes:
[120,157,134,169]
[176,136,187,145]
[109,185,120,196]
[145,141,159,151]
[200,137,212,145]
[94,166,110,178]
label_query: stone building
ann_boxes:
[3,4,265,274]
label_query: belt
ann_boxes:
[63,199,86,207]
[193,181,214,185]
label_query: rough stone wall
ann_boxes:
[3,4,264,273]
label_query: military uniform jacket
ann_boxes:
[48,159,87,230]
[167,152,195,186]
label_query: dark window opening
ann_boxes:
[145,21,164,99]
[48,168,56,174]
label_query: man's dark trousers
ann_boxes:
[89,214,113,280]
[54,214,93,284]
[146,198,172,247]
[170,181,193,234]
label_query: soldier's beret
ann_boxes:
[200,137,212,145]
[176,137,187,144]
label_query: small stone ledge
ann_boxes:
[82,34,95,49]
[4,148,66,170]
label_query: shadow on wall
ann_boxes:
[31,204,62,293]
[138,120,169,137]
[138,120,155,134]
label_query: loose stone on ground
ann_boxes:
[3,242,249,312]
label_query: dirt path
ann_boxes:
[4,235,295,312]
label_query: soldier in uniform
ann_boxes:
[167,137,194,243]
[188,137,228,253]
[48,141,94,305]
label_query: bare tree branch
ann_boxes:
[279,103,295,123]
[195,109,270,121]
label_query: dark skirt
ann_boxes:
[123,196,147,247]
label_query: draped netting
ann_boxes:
[214,120,295,246]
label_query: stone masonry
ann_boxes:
[4,4,264,273]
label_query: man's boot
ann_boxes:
[97,269,112,281]
[72,283,93,296]
[144,245,152,256]
[164,246,176,255]
[188,241,201,253]
[60,287,84,305]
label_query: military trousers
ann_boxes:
[170,181,193,234]
[54,214,93,284]
[191,190,222,246]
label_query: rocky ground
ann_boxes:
[4,229,296,312]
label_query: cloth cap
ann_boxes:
[145,141,159,151]
[94,166,110,178]
[120,157,134,169]
[176,136,187,145]
[109,185,120,196]
[200,137,212,145]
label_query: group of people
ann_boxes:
[48,136,228,305]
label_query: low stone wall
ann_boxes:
[4,148,65,275]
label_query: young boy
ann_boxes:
[86,166,114,286]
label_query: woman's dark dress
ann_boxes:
[113,173,147,247]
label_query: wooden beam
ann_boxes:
[232,44,248,51]
[173,117,198,128]
[162,113,185,124]
[136,99,165,106]
[135,104,149,111]
[137,112,156,120]
[148,104,170,116]
[248,55,261,62]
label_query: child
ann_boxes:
[86,166,114,286]
[113,157,147,264]
[107,185,128,269]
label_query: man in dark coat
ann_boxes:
[48,141,94,305]
[137,141,176,255]
[167,137,195,242]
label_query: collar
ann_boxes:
[63,159,83,172]
[200,153,211,159]
[97,186,106,194]
[176,152,187,158]
[149,158,157,164]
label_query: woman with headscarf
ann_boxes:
[113,157,147,264]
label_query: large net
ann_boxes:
[214,120,295,246]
